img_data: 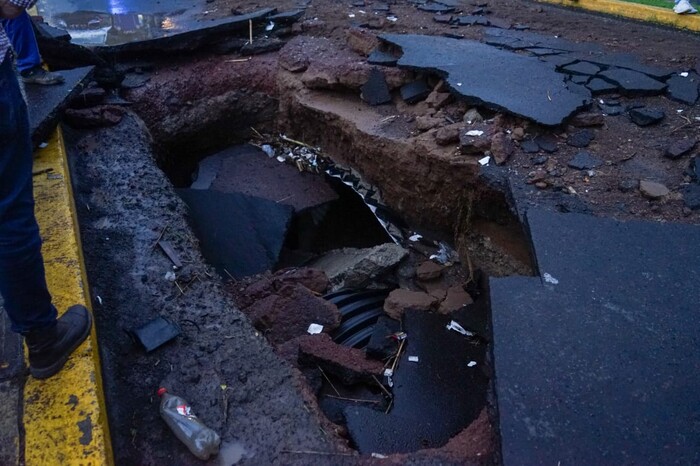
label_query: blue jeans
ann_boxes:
[0,12,42,73]
[0,52,56,334]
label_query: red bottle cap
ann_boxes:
[157,387,167,397]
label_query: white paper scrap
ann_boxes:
[446,320,475,337]
[468,361,477,367]
[409,234,423,242]
[408,356,419,363]
[680,72,689,77]
[478,156,490,166]
[307,323,324,335]
[371,453,388,459]
[543,272,559,285]
[465,130,483,137]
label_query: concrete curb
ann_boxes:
[25,128,113,465]
[537,0,700,32]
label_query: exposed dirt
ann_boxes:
[54,0,700,464]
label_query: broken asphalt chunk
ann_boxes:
[566,129,595,148]
[380,34,591,126]
[586,77,618,95]
[417,3,455,13]
[597,68,667,96]
[561,61,601,76]
[567,151,602,170]
[130,317,181,352]
[400,80,431,104]
[665,139,697,160]
[629,107,665,127]
[534,134,558,153]
[367,49,398,66]
[682,184,700,210]
[666,73,700,105]
[361,67,392,106]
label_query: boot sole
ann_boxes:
[30,310,93,380]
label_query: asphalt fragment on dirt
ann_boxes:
[491,208,700,465]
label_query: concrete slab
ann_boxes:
[177,189,294,278]
[380,34,590,126]
[345,311,488,454]
[490,208,700,464]
[26,66,93,147]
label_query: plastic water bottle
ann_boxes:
[157,387,221,460]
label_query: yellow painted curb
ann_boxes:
[25,128,113,465]
[537,0,700,32]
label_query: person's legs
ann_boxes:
[0,52,56,332]
[0,51,92,379]
[0,12,41,74]
[0,12,64,85]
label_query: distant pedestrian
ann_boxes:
[1,0,92,380]
[1,10,63,84]
[674,0,698,14]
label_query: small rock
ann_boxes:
[416,261,444,281]
[511,127,525,141]
[416,116,442,131]
[528,169,547,184]
[460,130,491,155]
[532,155,548,165]
[347,28,379,56]
[618,179,638,193]
[491,132,515,165]
[400,80,431,104]
[64,106,125,128]
[520,139,540,153]
[682,184,700,210]
[629,107,665,127]
[639,180,669,199]
[383,289,439,320]
[534,134,558,153]
[438,285,474,314]
[599,104,624,116]
[535,181,548,189]
[566,129,595,148]
[568,151,603,170]
[665,139,697,160]
[570,112,604,127]
[435,125,461,146]
[425,89,453,109]
[463,108,484,124]
[433,14,453,23]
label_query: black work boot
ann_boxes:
[25,305,93,379]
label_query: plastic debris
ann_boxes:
[543,272,559,285]
[307,323,324,334]
[158,388,221,460]
[348,13,355,17]
[446,320,475,337]
[265,21,275,31]
[680,72,689,77]
[384,368,394,387]
[465,130,484,137]
[468,361,477,367]
[478,156,490,166]
[276,155,286,163]
[261,144,275,157]
[429,242,459,265]
[372,453,388,459]
[96,295,103,305]
[409,233,423,242]
[408,356,419,363]
[39,142,48,148]
[164,271,177,282]
[390,331,407,341]
[387,15,398,21]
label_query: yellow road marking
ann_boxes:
[25,128,113,465]
[537,0,700,32]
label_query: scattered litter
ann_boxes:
[478,156,490,166]
[261,144,275,157]
[384,368,394,387]
[677,109,684,113]
[408,356,419,363]
[680,72,689,77]
[158,240,183,269]
[456,82,463,86]
[348,13,355,17]
[387,15,398,21]
[307,323,324,334]
[465,130,484,137]
[543,272,559,285]
[446,320,475,337]
[371,453,388,459]
[429,242,459,265]
[391,331,408,341]
[265,21,275,31]
[158,387,221,459]
[468,361,477,367]
[276,155,286,163]
[358,9,366,14]
[164,271,177,282]
[96,295,103,305]
[409,233,423,242]
[130,317,181,352]
[39,142,48,148]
